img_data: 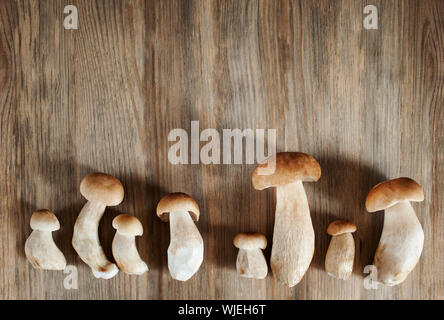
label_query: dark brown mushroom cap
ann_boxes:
[327,220,357,236]
[156,192,200,222]
[233,232,267,250]
[30,209,60,232]
[112,214,143,236]
[252,152,321,190]
[80,173,124,206]
[365,177,424,212]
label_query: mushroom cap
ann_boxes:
[365,177,424,212]
[80,173,124,206]
[156,192,200,222]
[252,152,321,190]
[30,209,60,232]
[112,214,143,236]
[233,232,267,250]
[327,220,357,236]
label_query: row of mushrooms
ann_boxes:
[25,152,426,287]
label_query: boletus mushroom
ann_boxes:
[156,192,203,281]
[112,214,148,275]
[252,152,321,287]
[325,220,356,280]
[365,177,424,286]
[25,209,67,270]
[72,172,124,279]
[233,232,268,279]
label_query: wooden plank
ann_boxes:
[0,0,442,299]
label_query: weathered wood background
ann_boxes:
[0,0,442,300]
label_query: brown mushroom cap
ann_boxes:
[156,192,200,222]
[30,209,60,232]
[327,220,357,236]
[112,214,143,236]
[80,173,124,206]
[365,177,424,212]
[252,152,321,190]
[233,232,267,250]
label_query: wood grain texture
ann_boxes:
[0,0,442,299]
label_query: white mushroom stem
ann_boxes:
[373,200,424,286]
[325,233,355,280]
[112,232,148,275]
[168,210,204,281]
[237,248,268,279]
[72,201,118,279]
[271,181,314,287]
[25,230,66,270]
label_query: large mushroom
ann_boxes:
[365,177,425,286]
[156,192,203,281]
[252,152,321,287]
[25,209,67,270]
[72,172,124,279]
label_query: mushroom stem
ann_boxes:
[112,232,148,275]
[168,210,204,281]
[237,248,268,279]
[72,201,118,279]
[325,233,354,279]
[25,231,66,270]
[272,181,314,287]
[374,200,424,286]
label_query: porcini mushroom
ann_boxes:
[25,209,67,270]
[325,220,357,280]
[252,152,321,287]
[72,172,124,279]
[156,192,203,281]
[112,214,148,275]
[233,233,268,279]
[365,177,424,286]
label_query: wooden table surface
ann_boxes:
[0,0,442,300]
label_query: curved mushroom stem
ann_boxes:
[112,232,148,275]
[374,200,424,286]
[72,201,118,279]
[168,210,204,281]
[325,233,355,280]
[237,248,268,279]
[25,230,67,270]
[271,181,314,287]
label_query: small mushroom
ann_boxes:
[325,220,357,280]
[233,233,268,279]
[156,192,203,281]
[25,209,67,270]
[252,152,321,287]
[72,172,124,279]
[365,177,424,286]
[112,214,148,275]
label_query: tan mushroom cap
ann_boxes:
[327,220,357,236]
[112,214,143,236]
[156,192,200,222]
[233,232,267,250]
[365,177,424,212]
[80,173,124,206]
[252,152,321,190]
[30,209,60,232]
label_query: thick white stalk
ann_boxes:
[325,233,355,280]
[237,248,268,279]
[25,230,66,270]
[168,210,203,281]
[374,200,424,286]
[72,201,118,279]
[271,181,314,287]
[112,232,148,275]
